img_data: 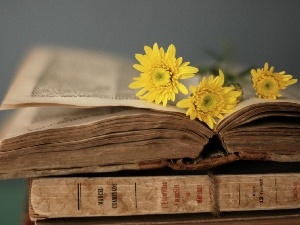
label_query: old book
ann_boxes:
[29,173,300,220]
[0,47,300,179]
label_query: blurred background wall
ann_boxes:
[0,1,299,224]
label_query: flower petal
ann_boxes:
[177,82,188,95]
[176,99,190,108]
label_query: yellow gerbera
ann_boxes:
[129,43,199,106]
[251,63,297,99]
[176,70,242,129]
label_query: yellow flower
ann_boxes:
[129,43,199,106]
[251,63,298,99]
[176,70,242,129]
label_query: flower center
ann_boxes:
[261,77,278,93]
[196,92,217,112]
[152,68,171,87]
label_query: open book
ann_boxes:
[0,47,299,179]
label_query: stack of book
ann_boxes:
[0,47,299,224]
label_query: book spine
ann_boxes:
[29,174,300,220]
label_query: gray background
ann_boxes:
[0,1,299,224]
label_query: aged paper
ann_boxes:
[1,46,299,117]
[0,47,187,113]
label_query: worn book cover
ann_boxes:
[29,172,300,220]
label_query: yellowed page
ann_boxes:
[0,106,209,179]
[231,82,300,112]
[215,81,300,132]
[0,107,125,140]
[0,46,187,113]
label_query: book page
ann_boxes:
[0,107,128,140]
[0,47,187,113]
[232,82,300,112]
[215,82,300,131]
[0,106,211,179]
[3,46,298,120]
[0,106,209,142]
